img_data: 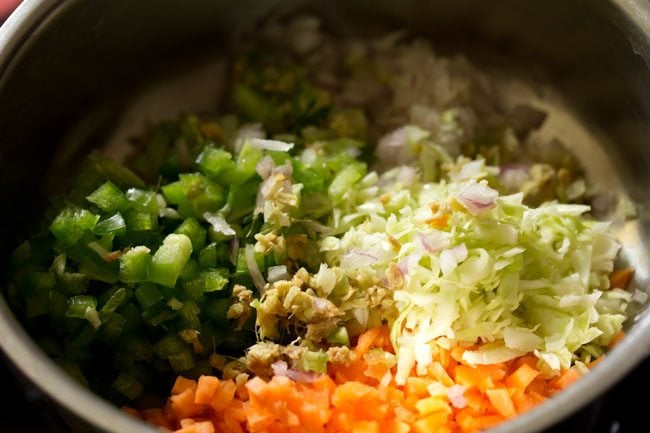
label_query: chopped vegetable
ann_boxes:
[133,326,596,433]
[6,15,637,432]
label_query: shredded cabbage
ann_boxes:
[321,159,629,382]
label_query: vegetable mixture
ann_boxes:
[6,16,638,433]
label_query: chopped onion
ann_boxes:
[450,160,484,182]
[499,164,530,192]
[160,207,180,219]
[245,244,266,293]
[271,360,321,383]
[87,241,113,262]
[84,307,102,330]
[271,360,288,376]
[250,138,294,152]
[167,297,184,311]
[314,264,337,296]
[417,231,450,253]
[340,248,378,269]
[267,265,290,283]
[255,156,275,179]
[447,384,467,409]
[155,193,167,209]
[274,161,293,178]
[398,252,422,275]
[284,370,321,383]
[352,308,369,328]
[398,260,408,275]
[376,125,428,166]
[235,123,264,152]
[204,213,236,236]
[457,182,498,215]
[448,244,468,262]
[396,166,418,186]
[229,237,239,266]
[156,194,180,219]
[300,148,318,165]
[313,297,337,316]
[439,243,469,275]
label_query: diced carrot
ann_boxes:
[588,356,604,369]
[426,214,449,229]
[412,411,449,433]
[438,346,451,370]
[455,409,478,432]
[609,267,634,289]
[383,420,411,433]
[175,421,215,433]
[121,406,143,419]
[223,400,247,433]
[373,327,392,352]
[195,376,221,404]
[529,391,547,405]
[608,331,625,349]
[525,377,549,395]
[331,358,369,384]
[513,355,538,371]
[246,376,269,404]
[163,400,176,423]
[211,380,238,412]
[198,426,212,433]
[355,328,383,358]
[414,397,450,416]
[405,377,432,399]
[332,381,374,407]
[171,388,203,419]
[472,415,504,430]
[264,421,288,433]
[180,419,196,427]
[505,364,539,392]
[485,388,516,418]
[462,388,487,415]
[550,368,581,390]
[172,376,198,396]
[512,393,535,414]
[450,346,466,363]
[352,420,380,433]
[429,362,454,387]
[313,374,337,396]
[144,337,594,433]
[478,364,507,382]
[477,375,496,393]
[453,365,482,388]
[142,408,173,430]
[365,361,392,380]
[247,409,275,432]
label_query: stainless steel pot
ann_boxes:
[1,1,649,432]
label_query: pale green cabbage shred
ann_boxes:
[318,152,630,384]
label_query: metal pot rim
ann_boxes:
[0,1,649,433]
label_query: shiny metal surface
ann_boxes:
[0,1,649,433]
